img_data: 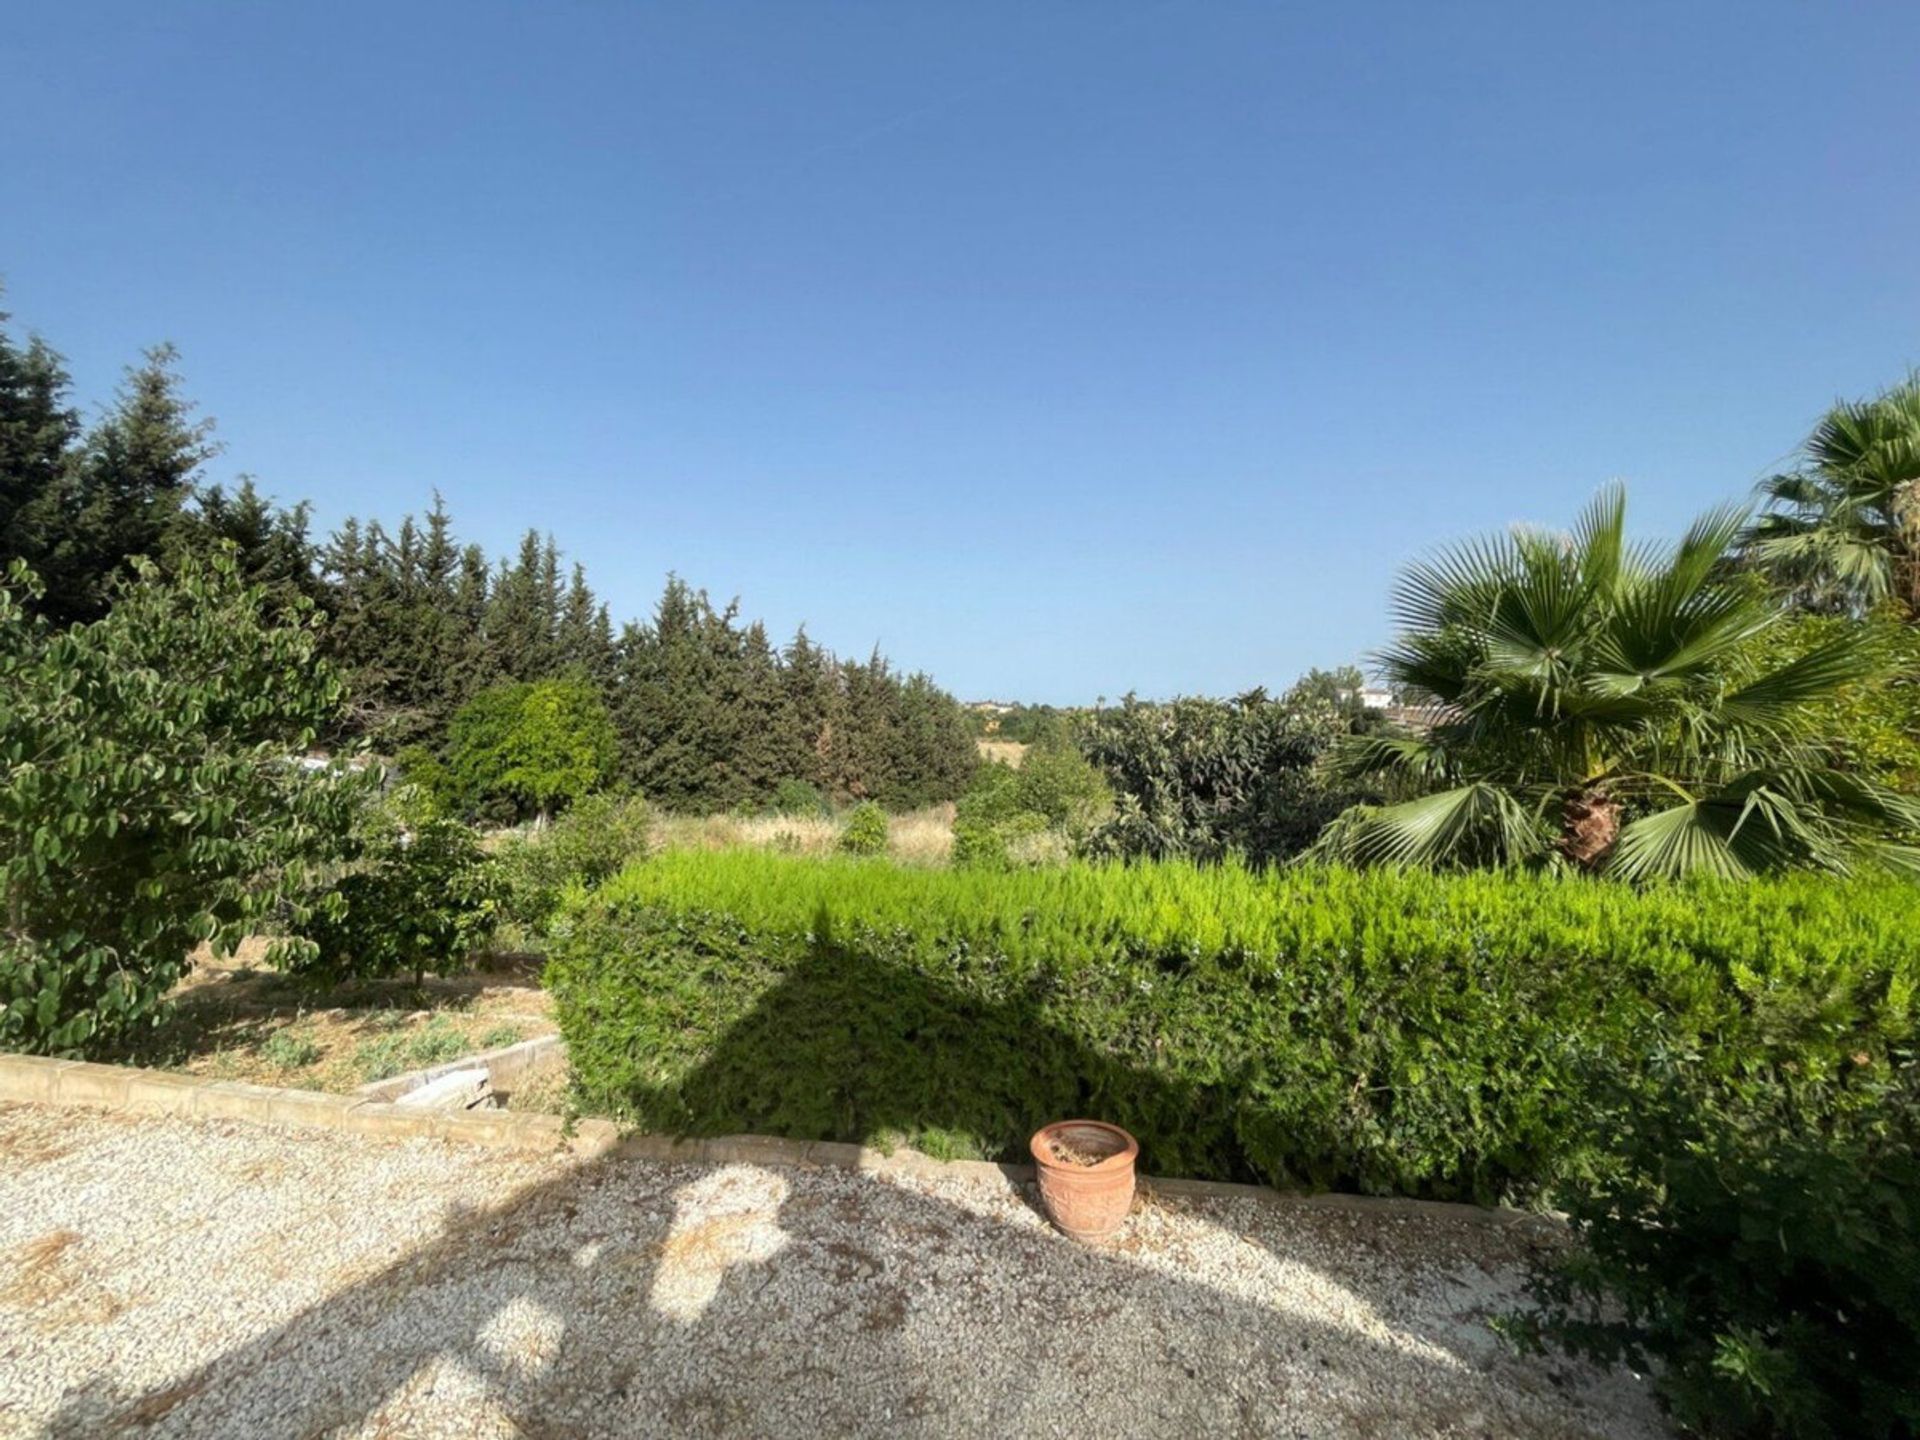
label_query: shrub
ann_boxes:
[286,796,502,988]
[260,1028,322,1071]
[494,791,651,939]
[838,801,889,856]
[770,777,830,818]
[0,553,364,1057]
[950,752,1111,868]
[547,851,1920,1205]
[1512,1049,1920,1438]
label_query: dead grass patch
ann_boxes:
[652,805,955,866]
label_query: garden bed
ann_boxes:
[108,944,557,1096]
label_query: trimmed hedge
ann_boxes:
[547,851,1920,1203]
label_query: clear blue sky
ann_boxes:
[5,2,1917,703]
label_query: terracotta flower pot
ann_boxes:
[1030,1120,1138,1244]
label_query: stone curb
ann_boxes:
[355,1033,566,1104]
[0,1051,1554,1231]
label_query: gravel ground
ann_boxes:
[0,1102,1667,1439]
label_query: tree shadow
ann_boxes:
[34,948,1663,1438]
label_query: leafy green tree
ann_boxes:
[446,676,616,823]
[1321,486,1920,877]
[1077,690,1362,864]
[0,550,364,1055]
[493,791,650,940]
[287,786,502,989]
[1744,375,1920,618]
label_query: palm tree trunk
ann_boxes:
[1558,785,1620,871]
[1894,479,1920,622]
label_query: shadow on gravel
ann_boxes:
[39,1141,1649,1440]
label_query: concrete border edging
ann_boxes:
[355,1033,566,1104]
[0,1051,1555,1231]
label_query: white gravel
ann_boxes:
[0,1102,1667,1439]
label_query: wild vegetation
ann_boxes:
[5,287,1920,1438]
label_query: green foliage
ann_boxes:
[1322,486,1920,877]
[494,791,651,938]
[612,585,976,814]
[969,702,1075,748]
[1743,374,1920,618]
[770,777,829,817]
[286,795,502,987]
[259,1028,322,1071]
[0,551,364,1056]
[3,334,217,627]
[548,851,1920,1205]
[1752,608,1920,796]
[1076,690,1368,864]
[837,801,889,856]
[352,1016,476,1082]
[951,751,1111,868]
[445,675,616,822]
[1512,1051,1919,1439]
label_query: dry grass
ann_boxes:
[652,805,956,867]
[975,740,1029,767]
[2,1227,124,1329]
[118,957,555,1095]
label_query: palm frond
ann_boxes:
[1721,632,1882,723]
[1318,783,1550,870]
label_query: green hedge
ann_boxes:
[546,851,1920,1203]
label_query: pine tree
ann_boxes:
[24,345,216,623]
[557,562,614,684]
[169,479,318,610]
[487,530,560,681]
[0,306,80,567]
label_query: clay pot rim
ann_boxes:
[1029,1119,1139,1175]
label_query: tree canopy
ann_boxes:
[1319,486,1920,878]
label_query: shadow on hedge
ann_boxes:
[577,938,1261,1183]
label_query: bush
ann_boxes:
[770,777,830,818]
[837,801,889,856]
[547,851,1920,1205]
[0,553,364,1056]
[494,791,651,939]
[287,795,502,987]
[950,752,1111,868]
[1511,1051,1920,1439]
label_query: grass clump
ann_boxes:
[258,1028,322,1071]
[352,1016,475,1082]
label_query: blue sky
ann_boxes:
[5,2,1917,703]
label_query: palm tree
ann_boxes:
[1743,376,1920,617]
[1317,486,1920,879]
